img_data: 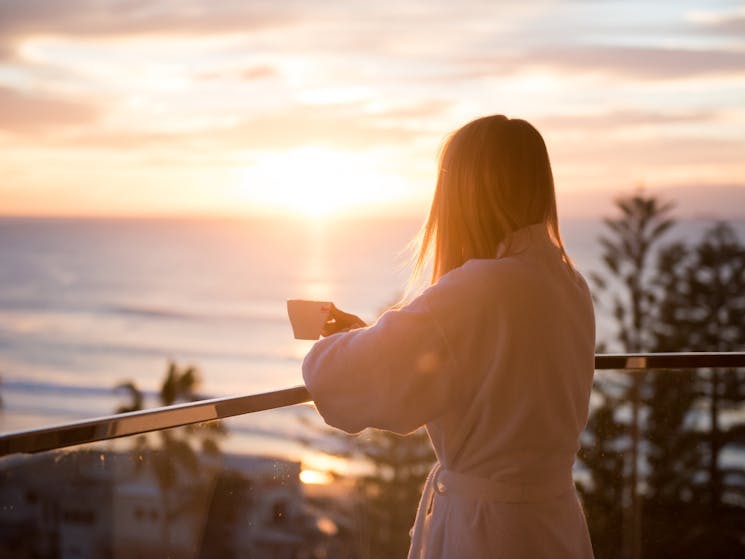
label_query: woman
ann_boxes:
[302,115,595,559]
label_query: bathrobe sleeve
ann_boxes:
[302,265,477,435]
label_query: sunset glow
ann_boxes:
[0,1,744,218]
[239,147,407,218]
[299,468,334,485]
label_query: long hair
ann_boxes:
[412,115,571,286]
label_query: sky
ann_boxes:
[1,0,744,218]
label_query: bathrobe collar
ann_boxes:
[495,222,552,258]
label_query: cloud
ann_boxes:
[0,0,299,60]
[691,10,745,37]
[224,107,429,150]
[239,65,278,80]
[535,46,745,79]
[712,14,745,35]
[552,134,745,167]
[459,45,745,82]
[4,2,744,84]
[0,0,296,36]
[535,109,717,132]
[0,86,99,133]
[33,100,445,153]
[196,64,279,81]
[373,99,453,120]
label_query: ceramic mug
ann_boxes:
[287,299,332,340]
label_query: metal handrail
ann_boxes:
[1,352,743,457]
[0,386,311,457]
[594,352,745,370]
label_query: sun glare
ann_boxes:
[240,147,406,218]
[299,468,334,485]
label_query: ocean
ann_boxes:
[1,215,743,450]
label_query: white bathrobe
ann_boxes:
[302,223,595,559]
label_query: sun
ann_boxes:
[240,146,406,218]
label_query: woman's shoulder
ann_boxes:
[416,258,519,313]
[430,253,590,307]
[437,257,524,290]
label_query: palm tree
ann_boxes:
[115,361,226,551]
[115,380,144,413]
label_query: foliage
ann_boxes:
[114,361,227,547]
[300,420,435,559]
[585,192,745,558]
[349,428,435,559]
[584,191,675,558]
[590,193,675,352]
[576,405,626,557]
[645,222,745,558]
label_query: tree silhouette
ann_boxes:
[115,361,226,551]
[349,428,434,559]
[585,198,745,558]
[586,192,675,558]
[591,194,676,352]
[115,380,144,413]
[645,222,745,557]
[645,242,702,509]
[297,417,434,559]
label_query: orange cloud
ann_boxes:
[195,64,279,81]
[15,101,446,153]
[0,86,99,134]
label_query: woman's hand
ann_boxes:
[321,303,367,337]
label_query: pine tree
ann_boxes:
[561,194,745,558]
[584,192,675,558]
[648,222,745,557]
[644,242,701,505]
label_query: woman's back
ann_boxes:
[410,224,595,559]
[427,223,595,483]
[303,224,596,558]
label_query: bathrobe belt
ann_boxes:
[410,463,575,558]
[432,463,575,503]
[409,463,574,558]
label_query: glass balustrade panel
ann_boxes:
[1,366,744,559]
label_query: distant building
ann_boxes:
[0,448,332,559]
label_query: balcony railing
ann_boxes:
[1,352,743,559]
[2,352,744,456]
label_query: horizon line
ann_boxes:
[1,212,743,222]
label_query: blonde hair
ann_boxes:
[412,115,571,286]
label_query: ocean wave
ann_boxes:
[0,376,307,402]
[0,300,289,325]
[0,336,302,366]
[0,378,308,407]
[107,305,195,320]
[105,303,288,324]
[78,341,301,364]
[1,378,160,399]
